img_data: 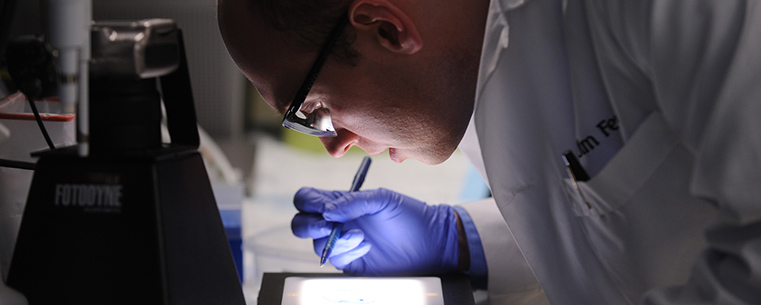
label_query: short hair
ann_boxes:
[259,0,360,65]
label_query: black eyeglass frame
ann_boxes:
[282,14,350,137]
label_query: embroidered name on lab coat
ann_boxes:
[572,115,619,158]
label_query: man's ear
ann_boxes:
[348,0,423,54]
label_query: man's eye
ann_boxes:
[300,99,328,115]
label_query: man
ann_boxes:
[218,0,761,304]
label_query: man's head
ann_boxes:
[218,0,489,164]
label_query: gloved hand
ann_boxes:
[291,187,461,276]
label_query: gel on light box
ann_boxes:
[281,277,445,305]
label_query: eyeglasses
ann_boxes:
[282,14,349,137]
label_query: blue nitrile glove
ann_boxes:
[291,187,460,276]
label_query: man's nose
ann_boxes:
[320,129,358,158]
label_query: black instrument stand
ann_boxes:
[8,147,245,304]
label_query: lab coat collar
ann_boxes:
[459,0,530,186]
[502,0,529,10]
[476,0,530,104]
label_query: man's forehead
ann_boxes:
[219,0,313,113]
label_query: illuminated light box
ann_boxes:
[258,273,475,305]
[282,277,444,305]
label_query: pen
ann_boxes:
[320,156,372,267]
[561,150,590,182]
[561,151,591,209]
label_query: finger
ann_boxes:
[311,228,364,258]
[313,237,328,256]
[323,188,395,222]
[327,230,370,269]
[330,241,372,270]
[327,229,365,257]
[293,187,347,213]
[291,213,332,238]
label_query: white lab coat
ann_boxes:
[457,0,761,304]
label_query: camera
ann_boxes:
[88,19,183,154]
[90,19,179,79]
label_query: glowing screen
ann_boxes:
[281,277,445,305]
